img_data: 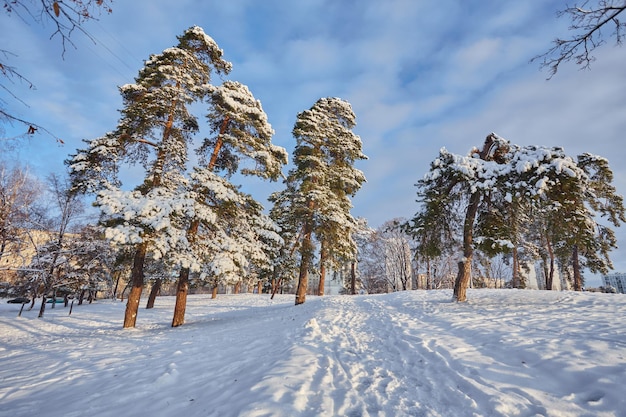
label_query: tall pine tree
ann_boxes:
[271,97,366,305]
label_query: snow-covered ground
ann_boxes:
[1,290,625,417]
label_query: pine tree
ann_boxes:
[170,80,287,327]
[270,97,366,305]
[68,26,232,328]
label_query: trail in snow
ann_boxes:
[1,290,625,417]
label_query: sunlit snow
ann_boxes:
[1,290,625,416]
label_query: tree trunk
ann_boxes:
[146,278,162,309]
[350,261,356,295]
[317,247,326,296]
[172,219,200,327]
[234,282,241,294]
[546,236,555,290]
[172,269,189,327]
[123,241,148,328]
[295,212,314,305]
[257,280,262,294]
[572,244,583,291]
[453,191,481,302]
[38,294,46,318]
[212,285,218,299]
[512,246,520,288]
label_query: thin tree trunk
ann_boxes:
[38,294,46,318]
[234,282,241,294]
[123,241,148,328]
[512,246,520,288]
[295,205,314,305]
[211,285,218,299]
[546,235,555,290]
[572,244,583,291]
[453,191,480,302]
[350,261,356,295]
[318,244,327,296]
[257,280,262,294]
[146,278,162,309]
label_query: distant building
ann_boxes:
[602,273,626,294]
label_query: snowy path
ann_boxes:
[1,290,625,417]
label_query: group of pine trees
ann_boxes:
[67,26,367,327]
[406,134,625,302]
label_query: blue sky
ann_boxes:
[2,1,626,281]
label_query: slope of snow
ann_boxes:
[1,290,625,417]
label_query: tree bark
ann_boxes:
[350,261,356,295]
[172,269,189,327]
[295,203,314,305]
[512,246,520,288]
[146,278,162,309]
[318,244,327,296]
[453,191,481,302]
[257,280,262,294]
[546,235,555,290]
[211,285,218,299]
[123,241,148,328]
[172,219,200,326]
[572,244,583,291]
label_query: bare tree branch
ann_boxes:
[1,1,113,140]
[532,0,626,78]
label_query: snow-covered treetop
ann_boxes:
[203,80,287,180]
[426,134,587,197]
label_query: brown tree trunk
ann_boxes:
[123,241,148,328]
[512,246,520,288]
[146,278,162,309]
[172,219,200,327]
[572,244,583,291]
[38,294,47,318]
[172,269,189,327]
[211,285,218,299]
[234,281,241,294]
[318,247,326,296]
[295,218,313,305]
[546,235,555,290]
[257,280,262,294]
[453,191,480,302]
[350,261,356,295]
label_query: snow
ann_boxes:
[1,290,625,417]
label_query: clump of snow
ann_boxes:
[1,290,625,416]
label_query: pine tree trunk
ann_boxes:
[318,244,327,296]
[211,285,218,299]
[123,241,148,328]
[453,191,480,302]
[146,278,162,309]
[572,244,583,291]
[350,261,356,295]
[172,269,189,327]
[295,219,313,305]
[546,236,555,290]
[234,282,241,294]
[257,280,262,294]
[172,219,200,327]
[512,246,520,288]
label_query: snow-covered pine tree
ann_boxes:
[270,97,366,305]
[68,26,232,328]
[413,134,625,301]
[169,80,287,327]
